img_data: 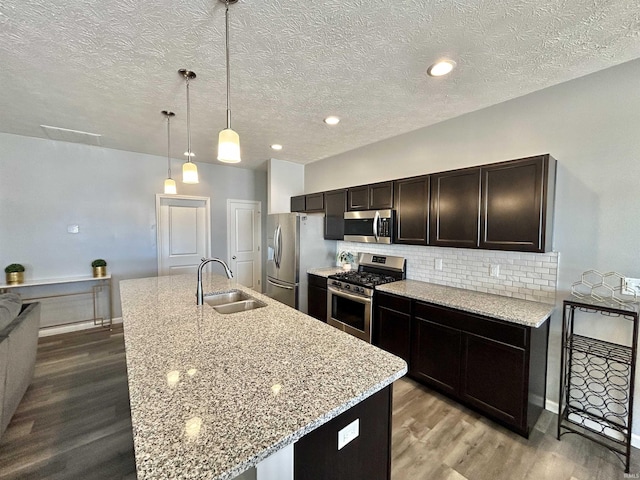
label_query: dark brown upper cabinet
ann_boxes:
[347,181,394,211]
[347,185,369,211]
[394,176,430,245]
[290,195,306,213]
[290,193,325,213]
[291,153,556,253]
[324,189,347,240]
[305,192,324,212]
[429,168,481,248]
[480,155,556,252]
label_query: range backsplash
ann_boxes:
[336,241,558,305]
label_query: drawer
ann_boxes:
[308,274,327,289]
[376,292,411,314]
[414,301,527,348]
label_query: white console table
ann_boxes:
[1,275,113,329]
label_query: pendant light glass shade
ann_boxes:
[179,69,199,184]
[217,128,241,163]
[182,161,199,183]
[217,0,241,163]
[162,110,177,194]
[164,178,177,194]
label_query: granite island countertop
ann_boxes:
[120,274,407,480]
[376,280,554,328]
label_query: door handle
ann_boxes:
[276,225,283,268]
[267,279,294,290]
[373,210,380,242]
[273,226,280,268]
[232,256,237,260]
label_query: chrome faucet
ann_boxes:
[196,257,234,305]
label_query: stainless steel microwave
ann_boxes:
[343,209,394,244]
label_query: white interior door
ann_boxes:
[156,195,211,276]
[227,200,262,292]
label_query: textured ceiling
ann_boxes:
[1,0,639,170]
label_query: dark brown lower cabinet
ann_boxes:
[374,292,411,363]
[307,274,327,322]
[408,300,549,437]
[294,385,392,480]
[411,317,461,397]
[461,333,526,427]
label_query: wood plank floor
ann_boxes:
[0,325,136,480]
[0,325,638,479]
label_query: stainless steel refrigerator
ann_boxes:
[267,213,334,313]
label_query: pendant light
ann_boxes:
[162,110,177,194]
[179,69,199,183]
[217,0,241,163]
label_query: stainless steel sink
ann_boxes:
[204,290,252,306]
[203,290,266,314]
[212,299,266,314]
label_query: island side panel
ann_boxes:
[293,384,392,480]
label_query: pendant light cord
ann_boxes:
[166,115,172,178]
[186,76,193,162]
[225,0,231,129]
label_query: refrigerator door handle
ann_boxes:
[276,225,283,268]
[267,278,294,290]
[274,225,281,268]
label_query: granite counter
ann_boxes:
[376,280,554,328]
[120,274,407,480]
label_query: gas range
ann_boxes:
[328,253,406,298]
[327,253,406,343]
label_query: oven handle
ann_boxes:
[373,210,380,243]
[328,286,372,305]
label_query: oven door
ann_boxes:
[327,286,372,343]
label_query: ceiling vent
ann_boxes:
[40,125,102,146]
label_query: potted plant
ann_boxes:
[5,263,25,285]
[91,259,107,278]
[336,251,355,271]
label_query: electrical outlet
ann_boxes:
[337,419,359,450]
[490,264,500,277]
[435,258,443,271]
[623,277,640,296]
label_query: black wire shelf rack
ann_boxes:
[558,298,639,473]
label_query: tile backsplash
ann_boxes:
[337,241,558,305]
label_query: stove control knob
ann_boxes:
[332,281,341,287]
[344,284,351,290]
[354,287,362,293]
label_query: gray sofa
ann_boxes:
[0,293,40,436]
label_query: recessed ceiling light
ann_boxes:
[427,60,456,77]
[324,116,340,125]
[271,144,283,151]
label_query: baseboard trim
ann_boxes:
[545,399,559,414]
[39,317,122,337]
[546,399,640,448]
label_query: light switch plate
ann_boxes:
[435,258,443,271]
[337,418,359,450]
[490,264,500,277]
[623,277,640,296]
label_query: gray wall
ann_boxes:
[306,58,640,433]
[0,132,267,319]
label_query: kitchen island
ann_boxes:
[119,274,407,480]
